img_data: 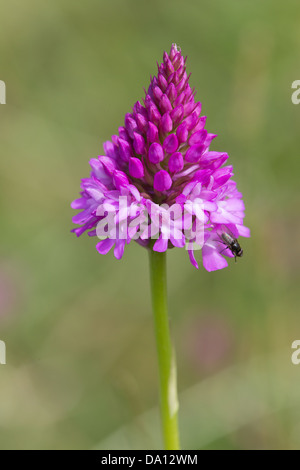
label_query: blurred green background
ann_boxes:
[1,0,300,450]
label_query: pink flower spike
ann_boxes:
[71,44,249,272]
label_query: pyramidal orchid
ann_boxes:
[71,44,250,450]
[72,44,249,271]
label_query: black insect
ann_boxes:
[219,231,243,261]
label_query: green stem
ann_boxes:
[148,249,180,450]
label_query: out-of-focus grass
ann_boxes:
[0,0,300,450]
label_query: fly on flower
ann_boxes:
[71,44,250,271]
[217,225,244,261]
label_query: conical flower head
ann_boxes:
[71,44,250,271]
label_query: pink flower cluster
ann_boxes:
[71,44,249,271]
